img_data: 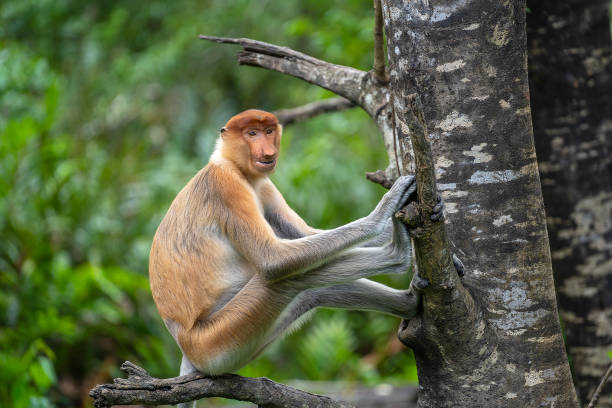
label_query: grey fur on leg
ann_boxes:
[313,279,421,318]
[177,355,198,408]
[264,278,423,347]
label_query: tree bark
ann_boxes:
[383,0,579,406]
[527,2,612,405]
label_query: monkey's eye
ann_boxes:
[248,130,257,136]
[266,128,273,134]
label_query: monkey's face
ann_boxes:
[221,110,282,178]
[241,124,280,175]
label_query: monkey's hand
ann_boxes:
[368,175,416,232]
[383,215,412,271]
[430,194,444,222]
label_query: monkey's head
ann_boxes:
[219,109,282,178]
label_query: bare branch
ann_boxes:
[372,0,389,84]
[274,97,355,126]
[404,94,437,208]
[365,170,394,189]
[89,361,354,408]
[199,35,366,104]
[587,362,612,408]
[199,34,403,180]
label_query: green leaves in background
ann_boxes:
[1,1,417,406]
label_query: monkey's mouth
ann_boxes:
[254,159,277,170]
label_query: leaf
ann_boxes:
[29,356,56,391]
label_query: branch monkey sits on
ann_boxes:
[149,109,431,389]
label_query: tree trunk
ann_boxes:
[527,1,612,405]
[383,0,579,406]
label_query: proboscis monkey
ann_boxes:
[149,110,448,398]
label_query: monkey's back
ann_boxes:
[149,166,255,333]
[149,163,294,374]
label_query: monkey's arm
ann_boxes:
[279,216,413,288]
[290,243,411,286]
[260,179,395,247]
[221,174,416,282]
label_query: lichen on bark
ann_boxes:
[383,0,579,406]
[527,1,612,405]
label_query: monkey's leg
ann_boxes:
[176,356,198,408]
[264,276,427,346]
[279,245,410,289]
[311,278,423,318]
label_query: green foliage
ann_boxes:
[0,1,417,406]
[0,45,176,408]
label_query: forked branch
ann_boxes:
[393,94,487,359]
[199,35,366,104]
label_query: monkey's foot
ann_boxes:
[398,272,429,319]
[396,272,429,322]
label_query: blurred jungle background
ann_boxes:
[0,1,421,406]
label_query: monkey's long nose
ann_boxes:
[262,147,278,161]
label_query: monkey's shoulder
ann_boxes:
[153,162,266,248]
[192,162,260,206]
[161,163,253,218]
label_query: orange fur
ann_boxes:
[150,110,416,375]
[149,110,296,373]
[150,111,420,376]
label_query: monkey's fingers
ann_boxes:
[399,178,417,209]
[430,194,444,221]
[411,272,430,290]
[389,175,414,194]
[393,176,416,201]
[452,253,465,277]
